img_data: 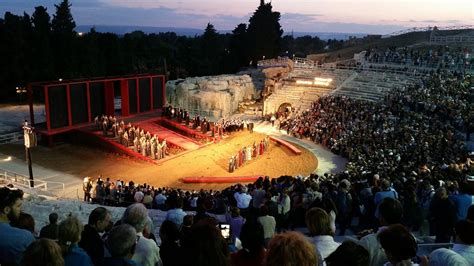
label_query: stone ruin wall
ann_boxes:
[166,74,260,120]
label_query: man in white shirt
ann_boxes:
[358,198,403,266]
[257,205,276,244]
[234,186,252,215]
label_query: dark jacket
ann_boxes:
[79,224,105,266]
[39,223,59,239]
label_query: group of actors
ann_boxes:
[163,104,255,137]
[228,136,271,173]
[94,115,168,160]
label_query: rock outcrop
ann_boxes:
[166,74,259,119]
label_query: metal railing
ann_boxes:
[0,168,65,195]
[0,131,23,144]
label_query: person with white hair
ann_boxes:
[122,203,162,266]
[103,224,139,266]
[428,248,469,266]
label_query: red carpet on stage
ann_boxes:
[182,175,262,183]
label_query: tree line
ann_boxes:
[0,0,343,101]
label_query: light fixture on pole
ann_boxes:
[22,120,37,188]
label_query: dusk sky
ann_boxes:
[0,0,472,34]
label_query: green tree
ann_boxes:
[247,0,283,65]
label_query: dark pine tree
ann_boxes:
[51,0,77,78]
[227,23,249,72]
[247,0,283,65]
[31,6,54,80]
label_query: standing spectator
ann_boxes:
[335,179,352,235]
[103,224,139,266]
[358,198,403,266]
[428,187,457,243]
[276,189,291,231]
[181,218,229,266]
[226,207,245,245]
[374,179,398,220]
[305,207,340,261]
[234,187,252,218]
[58,216,93,266]
[265,231,318,266]
[40,212,60,240]
[377,224,418,266]
[257,205,276,246]
[21,238,64,266]
[449,183,473,221]
[122,203,161,266]
[0,187,35,266]
[230,220,266,266]
[79,207,111,266]
[159,220,182,266]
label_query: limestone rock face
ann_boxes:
[166,74,258,119]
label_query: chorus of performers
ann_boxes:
[94,115,168,160]
[228,136,270,172]
[162,104,255,137]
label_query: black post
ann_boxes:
[26,146,34,187]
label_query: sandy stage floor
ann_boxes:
[0,131,317,191]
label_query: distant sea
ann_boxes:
[75,25,368,40]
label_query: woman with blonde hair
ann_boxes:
[305,207,340,261]
[58,216,93,266]
[265,231,318,266]
[21,238,64,266]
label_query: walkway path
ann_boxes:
[0,152,83,199]
[254,121,347,175]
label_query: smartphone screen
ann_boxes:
[219,224,230,239]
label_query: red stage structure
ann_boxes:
[28,74,166,143]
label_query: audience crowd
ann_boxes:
[1,52,474,266]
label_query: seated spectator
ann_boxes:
[428,248,469,266]
[257,205,276,246]
[11,212,36,236]
[165,196,187,227]
[21,238,64,266]
[79,207,111,266]
[452,220,474,264]
[226,207,245,245]
[377,224,417,266]
[159,220,182,266]
[234,186,252,217]
[181,217,229,266]
[0,187,35,265]
[103,224,139,266]
[40,212,59,240]
[58,216,93,266]
[142,216,157,243]
[305,207,340,261]
[231,220,266,266]
[265,231,317,266]
[359,197,403,266]
[325,241,370,266]
[154,190,167,210]
[122,203,161,266]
